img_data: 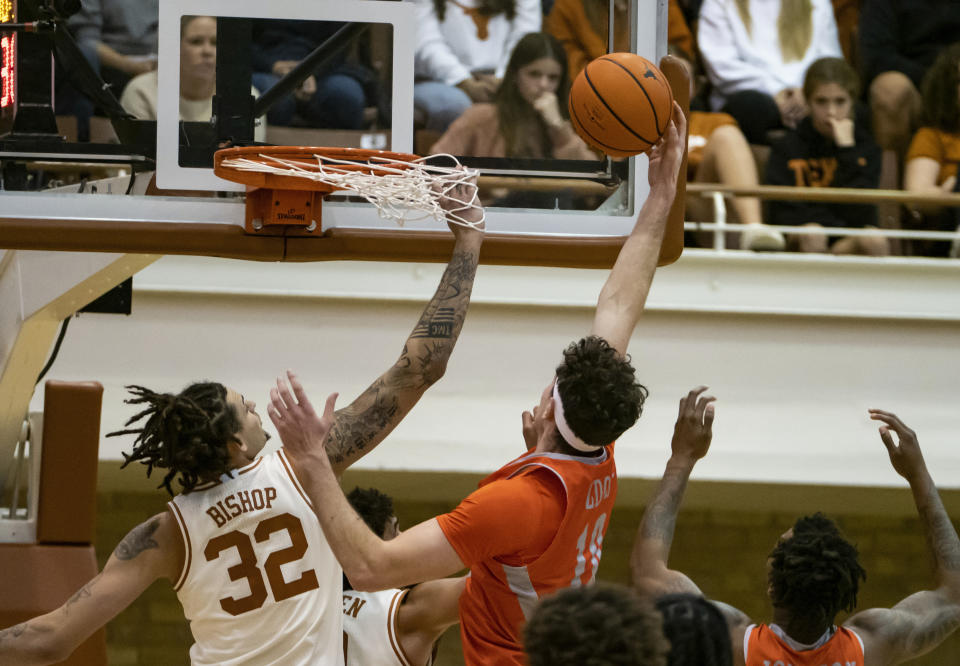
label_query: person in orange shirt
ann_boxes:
[267,103,688,666]
[632,388,960,666]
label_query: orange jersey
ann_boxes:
[437,446,617,665]
[745,623,864,666]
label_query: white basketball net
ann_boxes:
[218,152,484,229]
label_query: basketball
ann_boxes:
[568,53,675,158]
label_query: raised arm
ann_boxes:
[324,178,484,475]
[590,102,686,355]
[631,386,715,598]
[847,411,960,665]
[0,512,180,665]
[631,388,752,654]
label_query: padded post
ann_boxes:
[658,55,691,267]
[37,381,102,544]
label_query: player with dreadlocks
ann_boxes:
[0,184,484,666]
[631,387,960,665]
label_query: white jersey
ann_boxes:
[343,588,429,666]
[169,449,343,665]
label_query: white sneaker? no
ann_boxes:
[740,225,786,252]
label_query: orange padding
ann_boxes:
[0,543,107,665]
[37,381,103,545]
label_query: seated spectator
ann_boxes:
[686,102,785,251]
[547,0,693,77]
[860,0,960,159]
[697,0,843,145]
[766,57,886,255]
[904,43,960,258]
[550,0,783,249]
[251,19,375,130]
[68,0,159,93]
[120,16,266,141]
[413,0,541,132]
[431,32,593,160]
[524,584,671,666]
[60,0,159,140]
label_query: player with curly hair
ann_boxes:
[631,388,960,665]
[524,583,670,666]
[266,103,688,665]
[0,190,485,666]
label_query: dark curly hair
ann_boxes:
[347,487,396,538]
[921,43,960,134]
[524,583,670,666]
[768,513,866,624]
[107,382,242,495]
[555,336,648,448]
[655,594,733,666]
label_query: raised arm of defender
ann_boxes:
[322,176,484,475]
[591,102,686,356]
[846,411,960,665]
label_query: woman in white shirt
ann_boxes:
[697,0,842,144]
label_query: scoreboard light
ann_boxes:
[1,0,12,111]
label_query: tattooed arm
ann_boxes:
[321,178,484,476]
[630,388,752,659]
[0,511,182,665]
[846,411,960,666]
[590,103,685,356]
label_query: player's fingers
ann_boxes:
[878,425,897,454]
[266,403,282,429]
[322,393,338,422]
[694,395,716,423]
[703,403,716,429]
[276,377,297,411]
[269,386,285,412]
[287,370,318,417]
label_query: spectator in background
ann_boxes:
[413,0,541,132]
[59,0,159,140]
[120,16,266,142]
[766,57,885,255]
[524,584,671,666]
[904,43,960,258]
[431,32,594,160]
[547,0,694,78]
[860,0,960,159]
[68,0,159,93]
[251,19,374,130]
[697,0,842,144]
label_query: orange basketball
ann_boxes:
[568,53,674,158]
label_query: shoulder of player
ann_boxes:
[109,510,183,581]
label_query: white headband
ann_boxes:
[552,382,602,452]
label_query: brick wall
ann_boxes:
[94,479,960,665]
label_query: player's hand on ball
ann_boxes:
[268,370,338,467]
[647,101,687,192]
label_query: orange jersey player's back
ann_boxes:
[745,623,864,666]
[438,445,617,665]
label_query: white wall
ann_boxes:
[29,251,960,488]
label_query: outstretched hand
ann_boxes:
[870,409,927,481]
[647,101,687,194]
[671,386,715,463]
[267,370,338,468]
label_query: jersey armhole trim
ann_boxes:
[743,623,756,664]
[847,626,865,655]
[388,588,415,666]
[167,501,192,592]
[277,449,313,509]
